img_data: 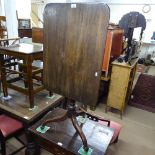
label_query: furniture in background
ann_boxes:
[99,120,121,144]
[0,89,64,154]
[32,27,43,43]
[0,114,25,155]
[18,28,32,38]
[0,16,20,46]
[27,108,114,155]
[102,24,124,77]
[99,25,123,102]
[0,17,20,94]
[18,19,32,38]
[0,16,7,39]
[139,41,155,59]
[0,16,19,46]
[106,58,138,118]
[0,43,44,108]
[99,76,110,102]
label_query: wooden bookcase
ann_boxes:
[106,58,138,118]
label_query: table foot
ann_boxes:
[46,94,56,99]
[25,142,40,155]
[29,105,38,112]
[2,95,12,100]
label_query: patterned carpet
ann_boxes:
[129,74,155,113]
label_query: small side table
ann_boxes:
[26,108,114,155]
[0,43,44,108]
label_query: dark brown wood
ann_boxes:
[32,27,43,43]
[40,104,111,152]
[0,89,64,155]
[18,29,32,38]
[0,43,44,108]
[18,18,31,38]
[41,106,89,152]
[0,89,64,124]
[27,108,114,155]
[102,24,124,76]
[43,3,110,108]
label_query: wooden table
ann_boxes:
[0,89,65,154]
[0,37,20,46]
[27,108,114,155]
[0,43,44,108]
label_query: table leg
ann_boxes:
[25,130,41,155]
[26,58,34,108]
[0,54,8,97]
[19,62,28,88]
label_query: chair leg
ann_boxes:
[1,139,6,155]
[112,135,118,143]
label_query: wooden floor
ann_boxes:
[0,89,64,122]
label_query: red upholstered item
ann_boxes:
[98,120,121,143]
[0,114,23,137]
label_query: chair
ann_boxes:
[0,15,20,46]
[0,114,25,155]
[98,120,122,144]
[76,107,122,144]
[0,15,20,73]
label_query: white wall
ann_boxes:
[31,0,66,28]
[0,0,31,38]
[15,0,31,19]
[68,0,155,43]
[108,4,155,42]
[4,0,18,38]
[0,0,5,16]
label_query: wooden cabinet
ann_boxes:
[102,25,124,77]
[18,28,32,38]
[32,27,43,43]
[18,18,32,38]
[106,59,138,117]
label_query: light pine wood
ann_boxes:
[106,59,138,117]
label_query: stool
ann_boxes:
[0,114,25,155]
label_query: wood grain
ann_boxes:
[29,108,114,155]
[0,89,63,123]
[32,27,43,43]
[43,3,110,107]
